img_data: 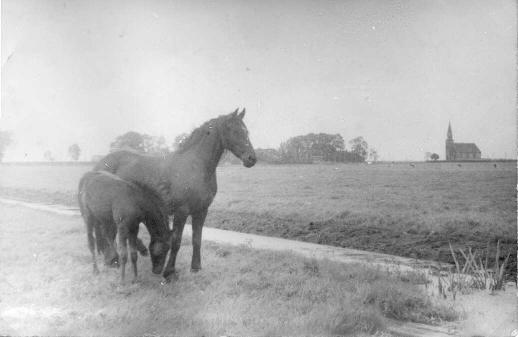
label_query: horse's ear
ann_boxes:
[238,108,246,119]
[232,108,239,116]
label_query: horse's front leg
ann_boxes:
[162,213,188,281]
[191,209,208,272]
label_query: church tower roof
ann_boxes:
[447,122,453,141]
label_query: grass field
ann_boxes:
[0,203,457,336]
[0,161,516,277]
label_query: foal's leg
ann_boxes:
[191,209,207,272]
[128,224,139,282]
[117,223,129,282]
[162,213,188,280]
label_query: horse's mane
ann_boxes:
[176,114,229,154]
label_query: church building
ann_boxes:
[445,122,481,161]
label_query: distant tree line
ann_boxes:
[107,131,376,165]
[262,133,374,164]
[0,129,375,164]
[110,131,171,156]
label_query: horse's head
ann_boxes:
[149,237,170,274]
[219,108,257,168]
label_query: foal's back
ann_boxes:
[80,171,167,226]
[80,171,146,223]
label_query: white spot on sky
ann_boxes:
[372,26,376,30]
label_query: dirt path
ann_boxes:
[0,197,515,336]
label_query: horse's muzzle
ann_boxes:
[242,154,257,168]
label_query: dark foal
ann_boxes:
[78,171,171,282]
[94,109,256,282]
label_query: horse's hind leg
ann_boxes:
[94,223,105,255]
[85,216,99,274]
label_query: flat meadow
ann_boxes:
[0,160,515,335]
[0,160,516,275]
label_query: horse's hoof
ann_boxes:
[160,278,170,286]
[162,271,178,283]
[190,268,201,273]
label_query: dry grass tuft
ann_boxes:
[436,240,514,300]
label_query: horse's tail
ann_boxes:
[78,171,105,254]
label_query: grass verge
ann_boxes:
[0,203,458,336]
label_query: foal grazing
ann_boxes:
[78,171,171,282]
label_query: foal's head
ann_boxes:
[218,108,257,168]
[149,235,170,274]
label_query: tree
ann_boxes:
[255,148,282,164]
[0,131,12,162]
[110,131,147,152]
[278,133,346,163]
[144,136,170,156]
[68,144,81,161]
[431,153,439,161]
[110,131,172,155]
[368,148,379,162]
[349,136,369,161]
[44,150,54,161]
[309,133,345,159]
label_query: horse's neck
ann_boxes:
[188,132,224,176]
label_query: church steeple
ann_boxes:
[447,122,453,141]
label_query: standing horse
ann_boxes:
[79,171,171,282]
[93,108,256,280]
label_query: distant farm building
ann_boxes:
[445,123,481,160]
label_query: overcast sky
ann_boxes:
[1,0,516,161]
